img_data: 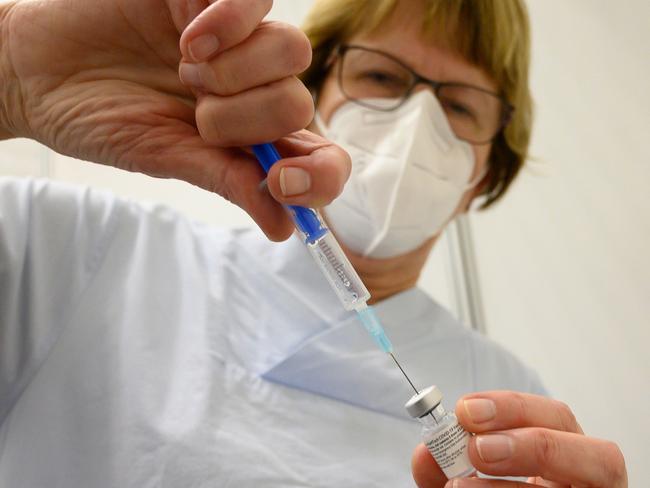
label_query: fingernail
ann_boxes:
[179,63,203,88]
[464,398,496,424]
[189,34,219,61]
[445,480,472,488]
[280,167,311,196]
[476,434,514,463]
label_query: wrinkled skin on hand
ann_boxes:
[1,0,349,240]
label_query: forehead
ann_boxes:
[347,2,498,93]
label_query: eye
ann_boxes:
[446,101,474,117]
[440,98,479,123]
[359,70,409,88]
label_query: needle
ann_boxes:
[389,352,419,394]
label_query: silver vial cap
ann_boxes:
[405,385,443,418]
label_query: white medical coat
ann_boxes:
[0,178,546,487]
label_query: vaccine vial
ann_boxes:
[405,385,475,479]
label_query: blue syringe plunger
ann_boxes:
[251,144,327,244]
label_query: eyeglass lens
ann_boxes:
[339,47,507,144]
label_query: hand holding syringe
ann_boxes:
[252,143,419,393]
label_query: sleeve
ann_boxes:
[0,177,119,423]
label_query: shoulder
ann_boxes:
[1,176,116,215]
[0,176,238,241]
[0,177,253,283]
[0,177,123,244]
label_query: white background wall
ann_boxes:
[471,1,649,485]
[0,0,647,485]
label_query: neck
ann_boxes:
[343,237,437,305]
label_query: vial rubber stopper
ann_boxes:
[405,385,443,418]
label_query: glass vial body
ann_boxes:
[405,386,475,479]
[418,403,475,479]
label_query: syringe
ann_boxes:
[252,143,418,393]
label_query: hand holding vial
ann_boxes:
[411,391,627,487]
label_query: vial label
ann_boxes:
[425,421,473,479]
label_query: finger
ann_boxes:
[195,77,314,146]
[166,0,210,32]
[526,477,565,487]
[456,392,583,435]
[264,130,351,207]
[451,478,564,488]
[179,21,312,95]
[443,479,542,487]
[411,443,448,488]
[467,428,627,488]
[180,0,273,62]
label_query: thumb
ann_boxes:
[412,443,448,488]
[264,130,351,208]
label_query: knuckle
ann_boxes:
[202,160,229,201]
[275,79,314,132]
[292,82,316,127]
[603,442,627,485]
[533,429,560,468]
[319,174,341,202]
[511,391,529,426]
[314,145,351,202]
[331,146,352,190]
[279,24,312,73]
[204,60,236,96]
[555,400,579,432]
[338,145,352,179]
[257,0,274,16]
[294,30,313,73]
[196,99,229,146]
[216,0,249,36]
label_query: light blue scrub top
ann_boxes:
[0,178,546,487]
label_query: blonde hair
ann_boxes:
[300,0,533,208]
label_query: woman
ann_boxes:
[0,0,626,486]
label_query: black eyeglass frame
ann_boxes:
[333,44,515,145]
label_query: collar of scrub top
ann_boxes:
[235,229,476,420]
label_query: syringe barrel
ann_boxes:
[307,232,370,311]
[252,142,370,310]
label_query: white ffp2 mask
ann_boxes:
[316,90,480,259]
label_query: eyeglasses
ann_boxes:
[333,45,514,145]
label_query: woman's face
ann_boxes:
[313,5,499,214]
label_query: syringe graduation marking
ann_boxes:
[317,238,351,287]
